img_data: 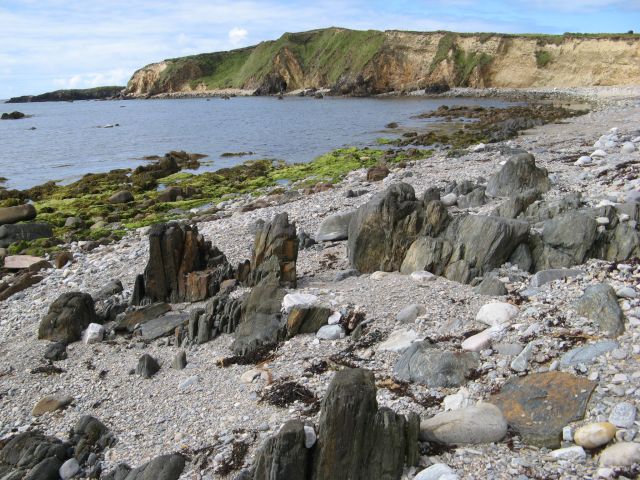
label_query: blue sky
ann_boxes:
[1,0,639,98]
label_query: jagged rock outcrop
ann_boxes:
[0,431,71,479]
[248,213,298,288]
[485,153,550,198]
[187,292,244,344]
[132,222,235,304]
[245,368,418,480]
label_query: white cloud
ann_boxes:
[53,68,130,89]
[228,27,248,45]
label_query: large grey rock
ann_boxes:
[251,420,310,480]
[38,292,98,345]
[530,212,597,271]
[0,222,53,248]
[560,340,618,367]
[139,312,189,341]
[0,204,37,225]
[115,303,172,332]
[419,403,507,444]
[456,187,486,209]
[122,454,185,480]
[315,211,354,242]
[231,274,286,355]
[394,342,479,388]
[249,213,298,288]
[69,415,114,464]
[530,269,584,287]
[0,431,70,479]
[348,183,427,273]
[485,153,550,198]
[311,368,418,480]
[575,283,625,337]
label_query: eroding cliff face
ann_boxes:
[124,28,640,96]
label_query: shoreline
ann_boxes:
[0,86,639,479]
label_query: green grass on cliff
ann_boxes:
[162,28,385,90]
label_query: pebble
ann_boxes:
[396,304,426,323]
[82,323,105,344]
[574,422,616,449]
[316,324,345,340]
[592,149,607,157]
[616,286,638,298]
[476,302,519,327]
[621,142,636,154]
[59,458,81,480]
[608,402,636,428]
[441,193,458,206]
[304,425,316,448]
[599,442,640,467]
[549,446,586,461]
[378,329,420,353]
[410,271,437,285]
[415,463,459,480]
[575,156,593,166]
[179,375,199,389]
[510,342,533,372]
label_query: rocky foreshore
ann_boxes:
[0,87,640,479]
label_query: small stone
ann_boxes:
[410,270,437,285]
[609,402,636,428]
[304,425,316,448]
[443,388,471,411]
[599,442,640,467]
[596,216,610,225]
[621,142,636,154]
[575,156,593,166]
[316,324,345,340]
[549,446,586,461]
[616,286,638,299]
[44,342,67,361]
[59,458,81,479]
[441,193,458,207]
[172,350,187,370]
[370,271,390,280]
[461,325,505,352]
[32,395,73,416]
[282,293,319,313]
[396,304,426,323]
[562,426,573,442]
[179,375,198,389]
[476,302,519,326]
[530,268,584,287]
[510,342,533,372]
[378,329,420,353]
[327,312,341,325]
[560,340,618,368]
[82,323,104,344]
[136,354,160,379]
[108,190,134,204]
[240,369,262,383]
[574,422,616,449]
[592,149,607,157]
[494,343,523,356]
[419,403,507,444]
[415,463,458,480]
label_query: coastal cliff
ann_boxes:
[125,28,640,96]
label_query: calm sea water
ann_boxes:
[0,96,513,190]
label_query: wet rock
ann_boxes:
[315,211,354,242]
[0,222,53,248]
[485,153,550,198]
[560,340,618,367]
[251,420,310,480]
[0,203,36,225]
[38,292,98,344]
[394,342,479,387]
[108,191,134,204]
[44,341,67,361]
[490,372,596,447]
[599,442,640,467]
[530,268,584,287]
[311,368,418,479]
[135,222,234,304]
[32,395,73,416]
[473,276,507,296]
[575,283,625,337]
[136,354,160,379]
[574,422,616,449]
[249,213,298,288]
[419,403,507,445]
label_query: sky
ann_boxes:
[1,0,639,98]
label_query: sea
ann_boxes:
[0,96,514,190]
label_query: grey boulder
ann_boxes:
[575,283,625,337]
[420,403,507,444]
[315,211,354,242]
[485,153,550,198]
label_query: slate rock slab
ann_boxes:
[490,372,596,448]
